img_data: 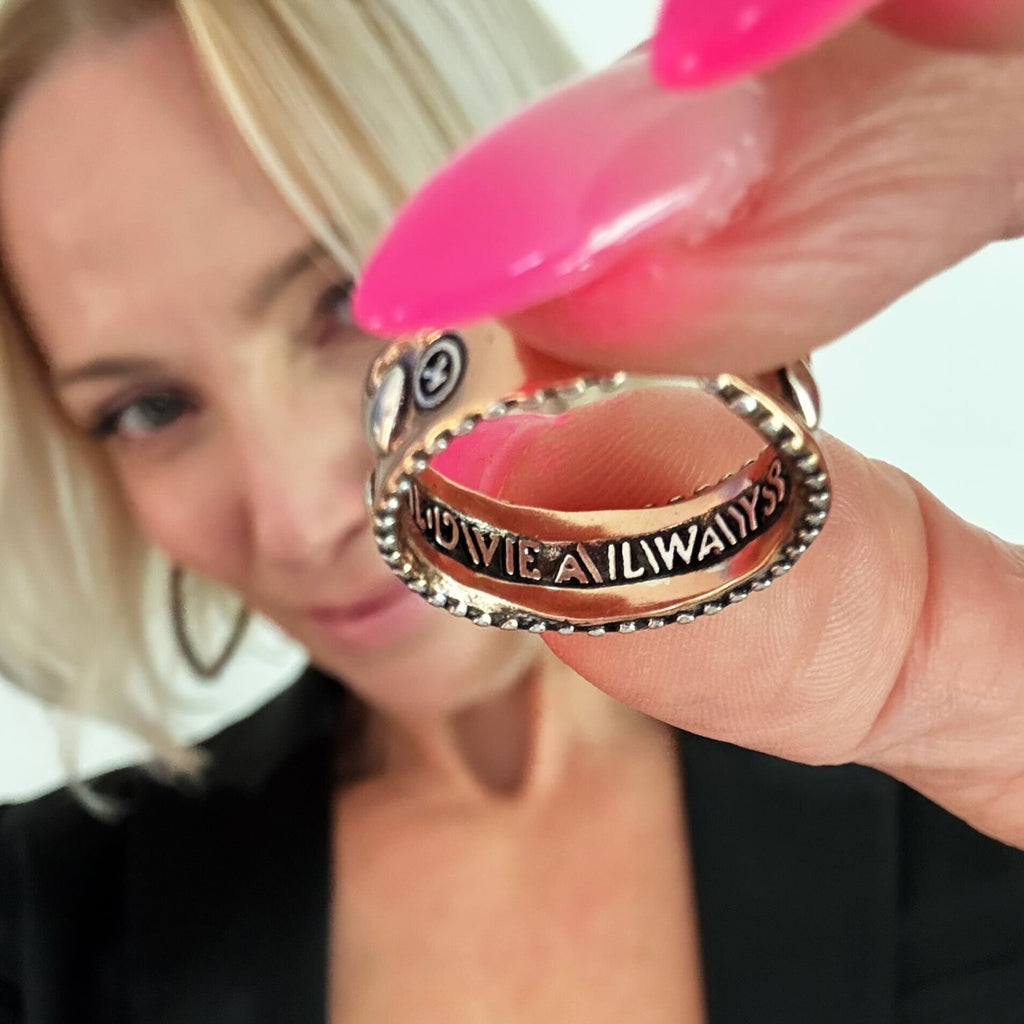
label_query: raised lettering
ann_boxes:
[737,485,760,532]
[460,521,480,565]
[768,458,787,505]
[654,525,698,570]
[472,527,501,568]
[714,513,738,546]
[576,544,604,584]
[518,541,542,581]
[726,505,749,539]
[698,524,726,561]
[639,539,661,573]
[412,487,427,531]
[622,542,645,580]
[436,510,460,551]
[555,553,590,586]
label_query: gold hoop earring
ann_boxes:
[169,566,251,679]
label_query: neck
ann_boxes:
[368,643,634,804]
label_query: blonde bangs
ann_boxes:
[0,0,577,805]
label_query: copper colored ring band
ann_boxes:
[363,322,830,634]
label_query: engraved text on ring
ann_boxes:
[405,458,790,588]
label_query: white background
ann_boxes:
[3,0,1022,800]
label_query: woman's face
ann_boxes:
[0,17,530,713]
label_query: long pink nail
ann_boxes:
[353,54,773,336]
[652,0,878,89]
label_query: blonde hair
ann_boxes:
[0,0,578,807]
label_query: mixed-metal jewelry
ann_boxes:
[364,322,830,635]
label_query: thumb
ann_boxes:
[652,0,1024,92]
[492,384,1024,847]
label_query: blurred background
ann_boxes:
[2,0,1022,800]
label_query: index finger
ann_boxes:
[508,22,1024,377]
[355,24,1024,378]
[653,0,1024,90]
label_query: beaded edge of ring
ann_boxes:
[370,373,830,635]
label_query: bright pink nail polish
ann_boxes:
[353,54,773,336]
[652,0,878,89]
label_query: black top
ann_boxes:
[1,666,1023,1023]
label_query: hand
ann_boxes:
[355,2,1024,849]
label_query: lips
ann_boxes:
[306,581,410,624]
[304,578,432,649]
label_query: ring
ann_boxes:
[364,322,830,635]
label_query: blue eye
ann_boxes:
[92,392,192,440]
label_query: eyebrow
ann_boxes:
[55,237,336,389]
[55,356,165,389]
[240,237,333,322]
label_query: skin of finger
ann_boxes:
[495,401,1024,847]
[504,22,1024,378]
[873,0,1024,51]
[496,400,925,760]
[854,486,1024,846]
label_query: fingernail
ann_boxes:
[353,54,773,336]
[652,0,878,89]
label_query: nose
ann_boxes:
[235,397,371,572]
